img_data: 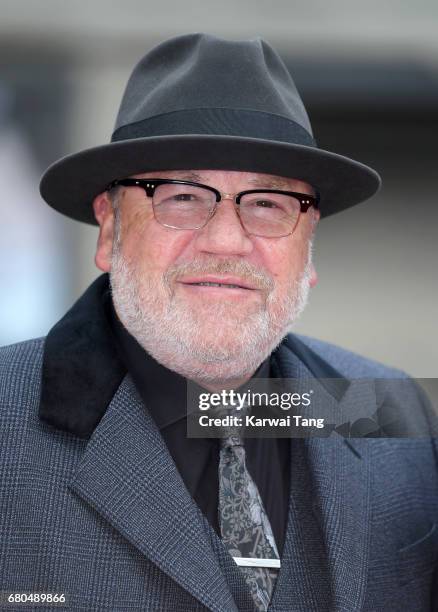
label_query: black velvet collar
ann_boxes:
[39,274,126,438]
[39,273,346,439]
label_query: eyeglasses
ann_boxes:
[107,178,319,238]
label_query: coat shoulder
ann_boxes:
[0,336,45,375]
[293,334,408,379]
[0,337,45,414]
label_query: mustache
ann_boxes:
[163,257,275,293]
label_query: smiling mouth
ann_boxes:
[186,281,253,289]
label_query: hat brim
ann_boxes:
[39,134,381,225]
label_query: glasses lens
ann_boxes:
[152,184,216,229]
[239,193,301,237]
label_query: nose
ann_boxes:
[193,196,253,257]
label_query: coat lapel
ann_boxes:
[68,374,238,612]
[270,343,373,611]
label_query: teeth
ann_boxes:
[192,282,242,288]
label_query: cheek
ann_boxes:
[120,215,196,277]
[256,237,309,288]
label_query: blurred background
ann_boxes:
[1,0,437,376]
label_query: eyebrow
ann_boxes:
[153,171,204,182]
[247,175,317,197]
[246,176,291,190]
[168,173,291,189]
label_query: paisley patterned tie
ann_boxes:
[218,434,280,611]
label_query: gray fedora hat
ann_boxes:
[40,33,381,224]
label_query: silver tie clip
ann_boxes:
[232,557,281,569]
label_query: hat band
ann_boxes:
[111,108,316,147]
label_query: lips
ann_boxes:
[178,276,257,290]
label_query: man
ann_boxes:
[1,33,437,612]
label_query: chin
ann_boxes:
[152,323,285,384]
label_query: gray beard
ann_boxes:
[110,243,313,387]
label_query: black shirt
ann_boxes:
[107,298,291,556]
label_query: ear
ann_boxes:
[93,192,115,273]
[309,208,320,288]
[309,262,318,288]
[312,207,321,229]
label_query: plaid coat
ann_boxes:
[1,275,437,611]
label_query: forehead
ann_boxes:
[131,169,315,195]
